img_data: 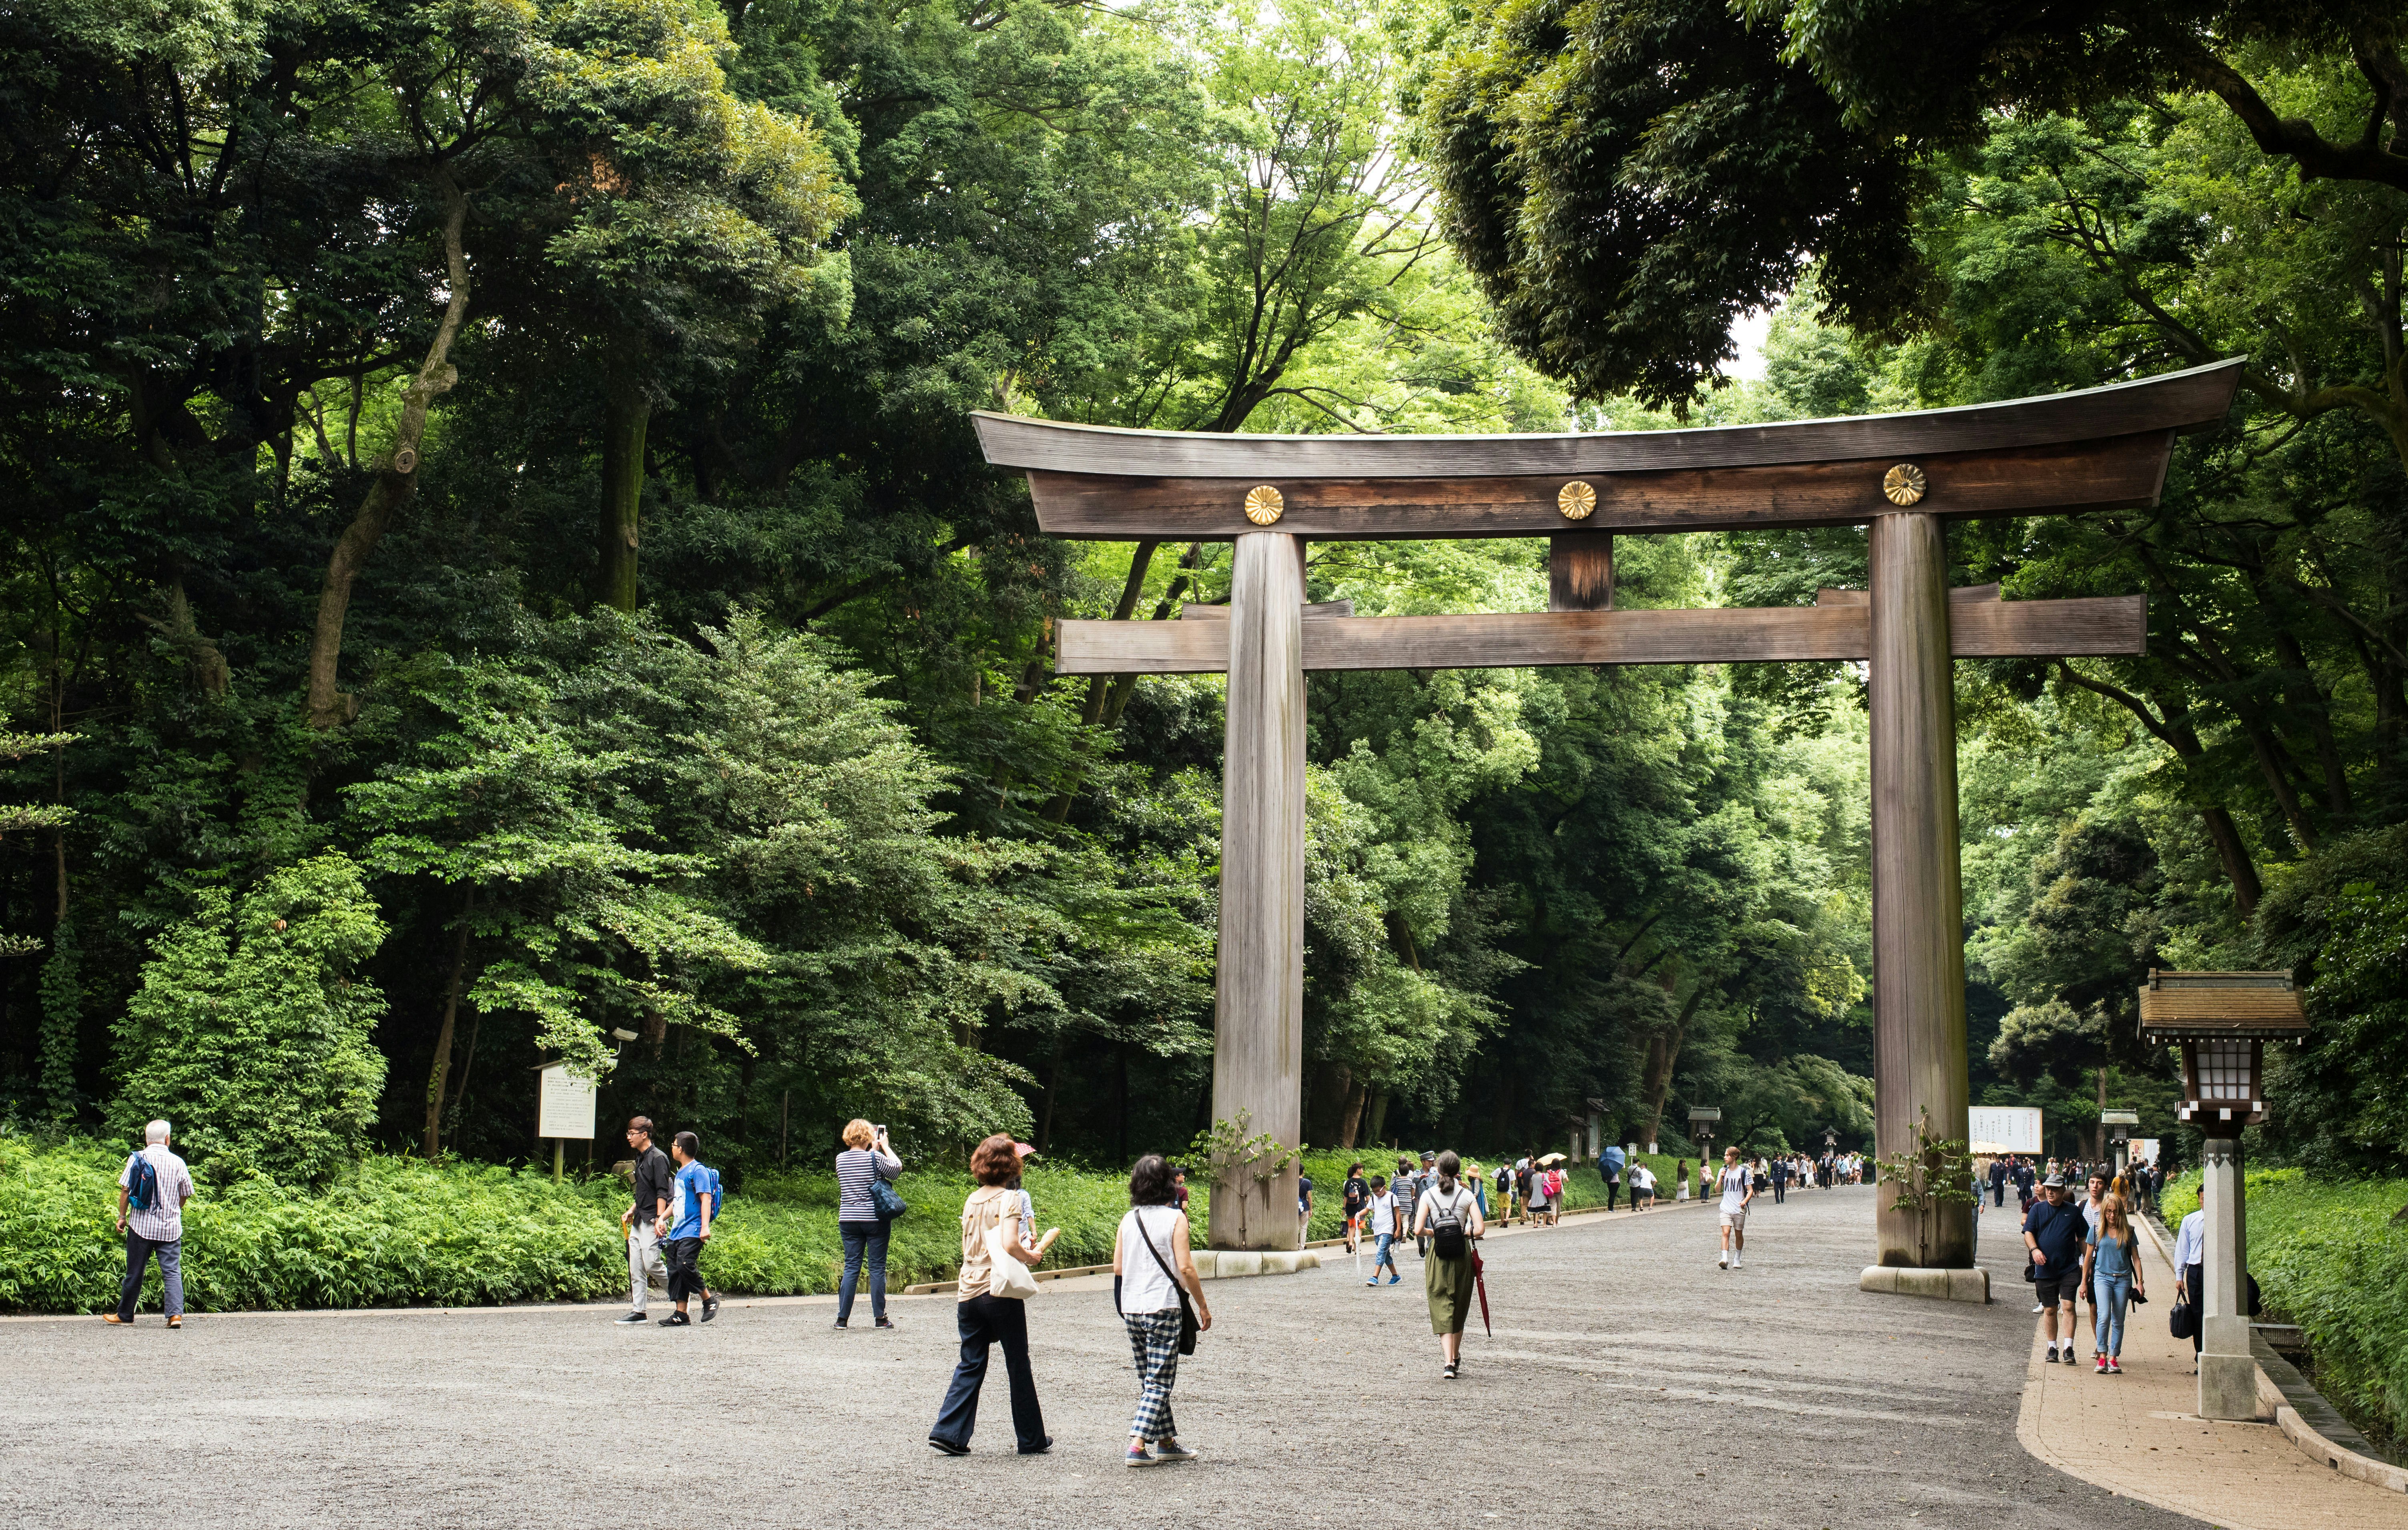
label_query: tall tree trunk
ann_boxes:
[1338,1079,1368,1149]
[1306,1060,1350,1146]
[1041,542,1202,823]
[2095,1065,2109,1165]
[1116,1045,1130,1169]
[2052,664,2267,916]
[1035,1036,1067,1153]
[306,169,470,729]
[1366,1088,1391,1149]
[595,379,650,611]
[2199,805,2263,921]
[421,892,474,1158]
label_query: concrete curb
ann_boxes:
[1857,1264,1991,1303]
[2253,1334,2407,1494]
[2138,1212,2400,1485]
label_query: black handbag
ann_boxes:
[2169,1297,2197,1341]
[1136,1213,1199,1356]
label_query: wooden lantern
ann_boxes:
[2136,971,2308,1132]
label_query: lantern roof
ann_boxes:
[2137,970,2309,1044]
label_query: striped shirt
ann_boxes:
[835,1147,901,1223]
[119,1146,193,1243]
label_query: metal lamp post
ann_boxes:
[2137,970,2308,1422]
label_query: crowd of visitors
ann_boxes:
[93,1112,1871,1456]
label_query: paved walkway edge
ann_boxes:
[2013,1208,2407,1528]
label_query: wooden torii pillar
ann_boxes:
[974,360,2241,1265]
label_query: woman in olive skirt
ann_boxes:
[1411,1150,1487,1379]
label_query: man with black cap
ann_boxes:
[2021,1175,2087,1363]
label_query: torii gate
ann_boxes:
[973,359,2241,1272]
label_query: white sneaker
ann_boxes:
[1717,1252,1728,1268]
[1731,1255,1743,1269]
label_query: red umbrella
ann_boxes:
[1470,1242,1491,1337]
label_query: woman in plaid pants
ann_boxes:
[1112,1155,1213,1468]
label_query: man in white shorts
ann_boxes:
[1716,1145,1754,1269]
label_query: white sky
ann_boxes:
[1728,307,1773,381]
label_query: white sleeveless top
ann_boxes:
[1118,1206,1184,1313]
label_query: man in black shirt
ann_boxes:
[618,1116,673,1325]
[2021,1176,2087,1363]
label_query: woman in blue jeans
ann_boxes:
[2084,1193,2146,1374]
[834,1119,902,1328]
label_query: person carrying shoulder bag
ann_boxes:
[1113,1154,1212,1469]
[928,1134,1060,1457]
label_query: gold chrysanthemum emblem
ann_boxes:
[1882,463,1927,506]
[1243,485,1285,525]
[1557,481,1596,520]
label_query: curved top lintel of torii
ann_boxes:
[973,359,2240,480]
[971,359,2244,542]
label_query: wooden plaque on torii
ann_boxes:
[973,359,2242,1265]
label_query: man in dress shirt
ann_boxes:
[2172,1205,2206,1369]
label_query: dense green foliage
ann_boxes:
[2163,1167,2408,1451]
[112,855,390,1185]
[0,1134,1701,1314]
[0,0,2396,1250]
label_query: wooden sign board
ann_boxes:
[534,1061,597,1141]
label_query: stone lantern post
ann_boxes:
[2137,970,2308,1422]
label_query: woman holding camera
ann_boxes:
[833,1119,902,1328]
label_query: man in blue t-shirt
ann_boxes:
[2021,1176,2085,1363]
[657,1130,718,1327]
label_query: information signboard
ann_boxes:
[535,1061,597,1141]
[1967,1105,2042,1155]
[2130,1138,2161,1167]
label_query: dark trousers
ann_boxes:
[1605,1181,1619,1211]
[2183,1263,2204,1355]
[1994,1182,2006,1206]
[118,1231,183,1320]
[838,1221,890,1323]
[664,1237,706,1302]
[932,1294,1046,1452]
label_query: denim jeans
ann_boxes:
[1371,1232,1397,1275]
[838,1221,890,1323]
[2093,1270,2132,1356]
[118,1231,183,1320]
[930,1294,1046,1452]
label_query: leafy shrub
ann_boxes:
[110,855,389,1186]
[0,1143,1169,1313]
[2161,1167,2408,1451]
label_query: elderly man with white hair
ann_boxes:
[109,1120,195,1329]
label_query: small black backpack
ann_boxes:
[1428,1184,1471,1259]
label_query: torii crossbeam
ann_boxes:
[974,359,2241,1273]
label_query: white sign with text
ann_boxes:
[535,1062,597,1140]
[1967,1106,2042,1155]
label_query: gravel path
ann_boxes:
[4,1185,2202,1529]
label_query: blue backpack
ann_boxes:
[126,1153,159,1213]
[705,1166,728,1218]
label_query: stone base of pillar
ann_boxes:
[1192,1249,1321,1279]
[1858,1265,1991,1304]
[2199,1350,2263,1422]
